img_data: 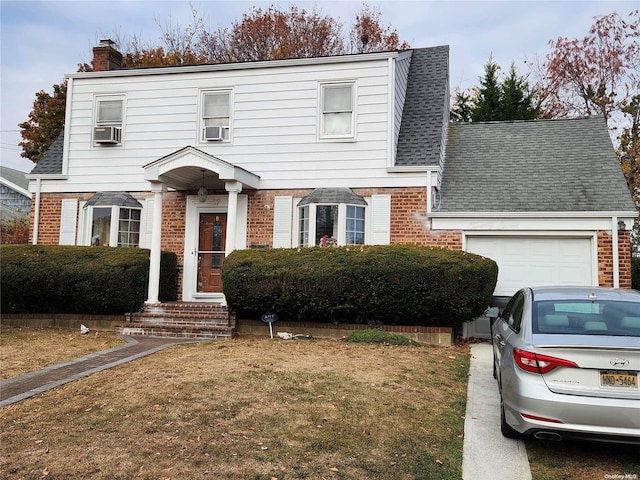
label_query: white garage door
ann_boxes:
[466,236,593,297]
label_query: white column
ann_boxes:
[225,181,242,255]
[146,182,166,305]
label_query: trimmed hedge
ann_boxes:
[0,245,177,314]
[222,245,497,329]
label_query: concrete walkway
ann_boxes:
[0,335,193,407]
[463,343,532,480]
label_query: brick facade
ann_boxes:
[30,191,632,294]
[597,230,632,289]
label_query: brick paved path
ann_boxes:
[0,336,193,407]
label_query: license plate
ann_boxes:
[600,370,638,389]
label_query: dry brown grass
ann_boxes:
[527,438,640,480]
[0,332,469,480]
[3,328,637,480]
[0,326,124,379]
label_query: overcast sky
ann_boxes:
[1,0,635,172]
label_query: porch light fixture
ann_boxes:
[618,219,626,231]
[198,169,208,203]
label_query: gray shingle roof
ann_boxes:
[438,116,635,212]
[30,128,64,175]
[85,191,142,208]
[0,166,29,190]
[395,46,449,167]
[298,188,367,206]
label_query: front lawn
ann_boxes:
[1,333,469,479]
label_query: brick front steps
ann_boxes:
[117,302,235,340]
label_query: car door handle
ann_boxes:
[494,334,506,347]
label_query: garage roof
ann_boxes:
[439,116,635,212]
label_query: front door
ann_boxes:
[197,213,227,293]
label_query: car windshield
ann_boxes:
[533,300,640,336]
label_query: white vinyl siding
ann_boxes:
[59,198,78,245]
[56,56,423,193]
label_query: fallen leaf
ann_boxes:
[41,467,50,476]
[329,467,339,472]
[435,459,443,465]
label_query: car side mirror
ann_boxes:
[484,306,500,319]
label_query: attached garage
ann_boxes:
[466,235,595,298]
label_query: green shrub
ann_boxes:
[222,245,497,329]
[0,245,178,314]
[632,256,640,291]
[346,328,417,346]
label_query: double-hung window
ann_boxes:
[321,83,354,138]
[94,96,124,145]
[201,90,231,142]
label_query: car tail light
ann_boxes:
[513,348,578,374]
[521,413,564,424]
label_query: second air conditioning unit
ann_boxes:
[203,126,224,141]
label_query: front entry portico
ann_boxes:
[142,146,260,304]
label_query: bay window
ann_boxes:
[84,192,142,247]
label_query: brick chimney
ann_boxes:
[92,39,122,72]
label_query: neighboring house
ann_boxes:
[27,40,635,316]
[1,166,31,222]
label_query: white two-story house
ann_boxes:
[28,40,635,325]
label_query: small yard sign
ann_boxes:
[262,313,278,339]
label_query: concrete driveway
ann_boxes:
[462,343,532,480]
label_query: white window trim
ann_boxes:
[92,94,125,146]
[199,88,233,144]
[81,204,142,247]
[318,81,356,141]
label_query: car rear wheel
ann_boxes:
[500,395,523,439]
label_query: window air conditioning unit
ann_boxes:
[203,126,224,141]
[94,126,122,144]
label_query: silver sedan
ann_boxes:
[492,286,640,444]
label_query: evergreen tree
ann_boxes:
[501,63,540,120]
[451,57,541,123]
[471,57,503,121]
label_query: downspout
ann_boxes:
[32,178,41,244]
[612,216,620,288]
[426,171,433,214]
